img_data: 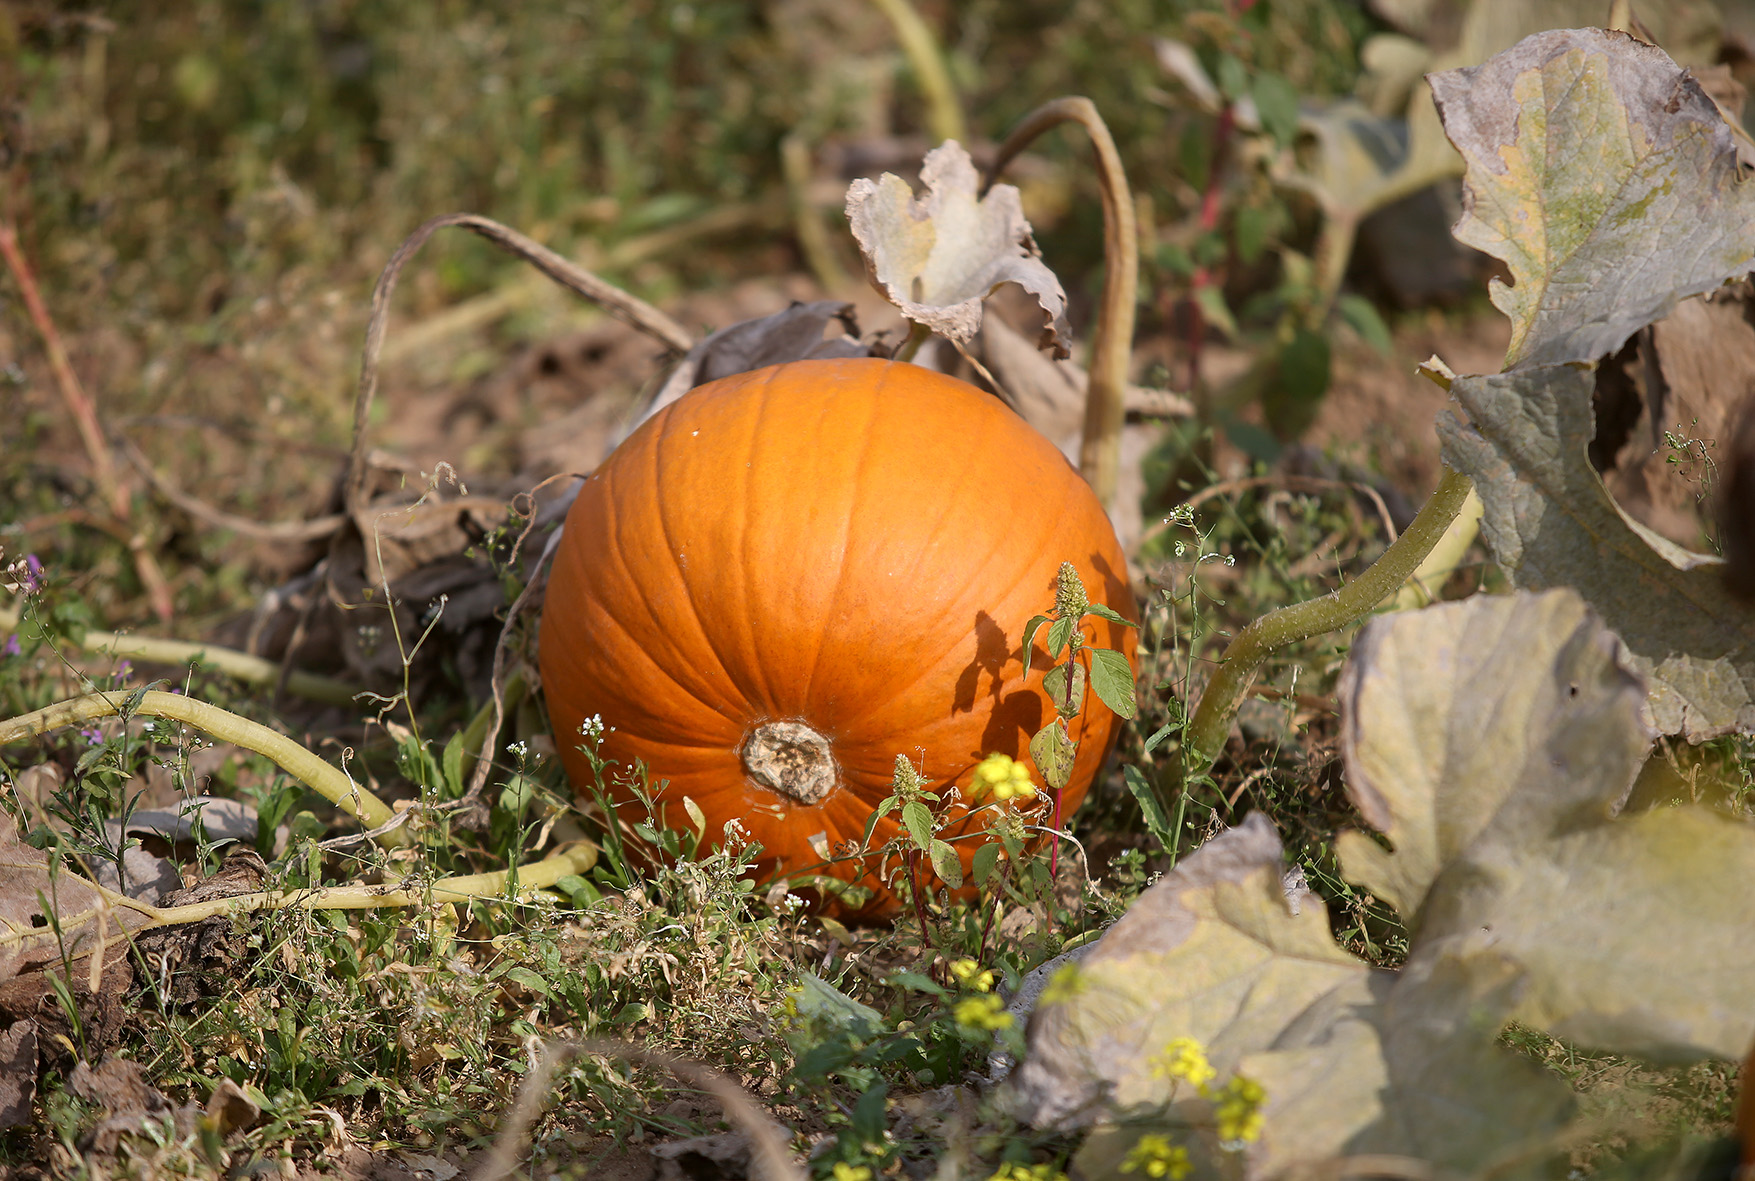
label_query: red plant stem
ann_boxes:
[906,848,937,954]
[0,220,174,621]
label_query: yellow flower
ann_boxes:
[1212,1074,1266,1144]
[832,1164,873,1181]
[1119,1133,1189,1180]
[1148,1037,1215,1090]
[1039,963,1086,1005]
[953,994,1014,1032]
[972,753,1038,803]
[950,958,996,992]
[986,1164,1066,1181]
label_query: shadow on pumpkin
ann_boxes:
[952,611,1011,717]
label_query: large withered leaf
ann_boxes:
[1340,590,1755,1060]
[1336,586,1653,917]
[1431,27,1755,370]
[1013,815,1571,1178]
[1438,364,1755,739]
[0,812,153,986]
[845,141,1070,357]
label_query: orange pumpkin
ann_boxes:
[538,358,1134,914]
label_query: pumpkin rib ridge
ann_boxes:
[555,571,733,740]
[709,369,773,715]
[576,454,747,728]
[800,367,887,723]
[644,400,760,721]
[804,365,1024,735]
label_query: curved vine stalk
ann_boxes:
[345,212,695,518]
[989,97,1137,509]
[0,689,407,846]
[1175,467,1476,786]
[0,605,360,706]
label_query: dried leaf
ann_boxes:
[0,1020,35,1129]
[119,795,258,845]
[0,812,153,988]
[637,301,868,432]
[1438,364,1755,739]
[1336,588,1651,918]
[1013,815,1573,1177]
[1341,590,1755,1060]
[845,141,1069,357]
[1431,27,1755,370]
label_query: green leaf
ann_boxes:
[888,970,948,998]
[1028,721,1076,792]
[1046,616,1074,658]
[1431,27,1755,370]
[441,731,465,798]
[1020,613,1052,670]
[1215,52,1248,103]
[1142,722,1175,755]
[681,795,707,840]
[793,972,884,1038]
[1263,328,1331,440]
[1336,293,1392,355]
[504,967,554,998]
[1120,764,1171,848]
[1251,71,1300,149]
[1338,590,1755,1059]
[852,1082,889,1142]
[901,800,934,853]
[972,842,1003,887]
[1042,660,1086,718]
[1083,602,1136,629]
[1192,284,1239,342]
[1086,648,1137,720]
[929,839,963,889]
[498,775,533,816]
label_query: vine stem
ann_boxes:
[0,844,600,953]
[0,689,407,846]
[1176,467,1476,784]
[0,220,174,621]
[0,604,360,706]
[989,97,1137,509]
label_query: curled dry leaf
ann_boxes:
[1426,26,1755,739]
[1431,27,1755,371]
[1012,814,1572,1179]
[1439,365,1755,740]
[1340,589,1755,1061]
[845,141,1070,357]
[636,300,869,433]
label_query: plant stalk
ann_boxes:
[0,689,406,845]
[0,221,175,621]
[0,605,359,706]
[868,0,967,146]
[990,97,1137,508]
[1175,467,1475,784]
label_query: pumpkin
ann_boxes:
[538,357,1134,914]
